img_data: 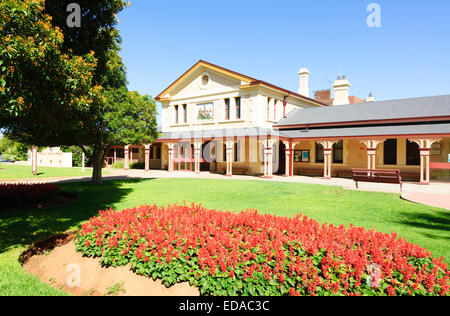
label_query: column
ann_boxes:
[114,148,117,164]
[361,140,384,170]
[144,144,151,172]
[31,146,38,176]
[167,143,175,172]
[282,141,291,177]
[290,141,296,177]
[124,145,130,170]
[225,140,234,176]
[318,141,336,179]
[262,139,275,178]
[194,141,202,174]
[410,139,441,185]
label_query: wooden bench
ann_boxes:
[295,168,324,177]
[351,169,403,191]
[222,167,249,175]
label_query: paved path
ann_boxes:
[401,192,450,210]
[2,168,449,209]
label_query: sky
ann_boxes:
[116,0,450,122]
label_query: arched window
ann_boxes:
[406,140,420,165]
[333,140,343,164]
[384,139,397,165]
[316,143,324,163]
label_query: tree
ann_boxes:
[0,0,158,183]
[0,136,29,161]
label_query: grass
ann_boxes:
[0,164,109,180]
[0,178,449,295]
[106,281,126,296]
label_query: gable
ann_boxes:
[169,67,245,100]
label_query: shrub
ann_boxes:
[111,162,124,169]
[0,183,61,208]
[76,203,450,296]
[130,162,145,169]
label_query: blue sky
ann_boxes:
[117,0,450,120]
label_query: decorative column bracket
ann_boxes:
[318,141,337,180]
[409,139,441,185]
[360,140,385,172]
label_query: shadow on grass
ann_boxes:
[0,178,152,254]
[396,208,450,240]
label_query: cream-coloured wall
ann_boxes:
[161,66,319,134]
[27,147,72,168]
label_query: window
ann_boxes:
[235,97,241,119]
[183,104,187,123]
[406,140,420,165]
[333,140,343,164]
[234,142,240,162]
[267,98,271,120]
[274,99,277,121]
[223,143,227,161]
[156,146,161,160]
[201,75,209,86]
[174,105,179,124]
[316,143,324,163]
[384,139,397,165]
[283,101,286,118]
[225,99,230,120]
[294,150,310,162]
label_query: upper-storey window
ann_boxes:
[274,99,277,121]
[182,104,187,123]
[235,97,241,119]
[267,97,271,120]
[174,105,179,124]
[225,99,230,120]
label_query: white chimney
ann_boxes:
[366,93,376,103]
[298,68,310,97]
[333,75,351,105]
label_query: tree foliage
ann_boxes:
[0,0,158,183]
[0,136,29,161]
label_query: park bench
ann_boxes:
[295,168,324,177]
[351,169,403,192]
[222,167,249,175]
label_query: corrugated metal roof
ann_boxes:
[157,127,282,140]
[275,95,450,127]
[279,122,450,139]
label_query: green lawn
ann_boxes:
[0,178,449,295]
[0,164,108,179]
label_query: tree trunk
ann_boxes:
[91,147,105,184]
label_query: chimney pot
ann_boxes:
[366,93,376,103]
[332,76,351,106]
[298,68,310,97]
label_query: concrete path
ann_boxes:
[2,168,449,209]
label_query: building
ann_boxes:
[27,147,73,168]
[107,60,450,184]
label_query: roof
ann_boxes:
[275,95,450,128]
[155,127,282,142]
[278,122,450,140]
[155,60,326,106]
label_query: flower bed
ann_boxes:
[0,183,61,208]
[76,203,449,296]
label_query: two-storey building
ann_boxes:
[106,60,450,184]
